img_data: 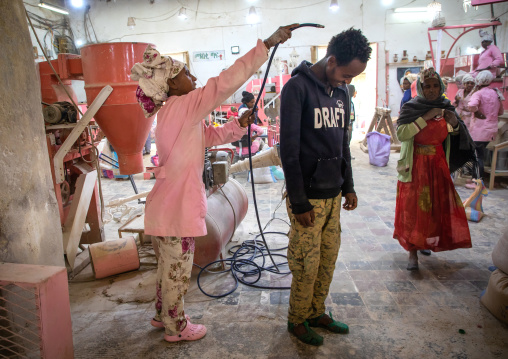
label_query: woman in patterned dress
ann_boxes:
[394,68,476,270]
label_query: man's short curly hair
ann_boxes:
[326,27,372,66]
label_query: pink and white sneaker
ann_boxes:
[151,315,190,329]
[164,319,207,342]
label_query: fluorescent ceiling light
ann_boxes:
[330,0,339,12]
[394,7,428,12]
[382,0,393,5]
[38,1,69,15]
[178,7,188,20]
[70,0,84,8]
[247,6,259,24]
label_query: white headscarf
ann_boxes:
[462,74,475,84]
[475,70,494,86]
[131,45,185,118]
[479,29,493,43]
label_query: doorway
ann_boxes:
[317,43,378,137]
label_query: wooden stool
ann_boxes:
[484,140,508,190]
[118,213,150,245]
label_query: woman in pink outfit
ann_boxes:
[473,30,504,78]
[454,74,476,129]
[130,25,295,343]
[466,70,505,187]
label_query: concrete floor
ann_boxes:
[69,141,508,359]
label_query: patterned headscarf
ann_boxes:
[131,45,186,118]
[416,67,445,98]
[475,70,494,86]
[479,29,493,43]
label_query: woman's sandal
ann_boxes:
[287,321,323,346]
[307,312,349,334]
[164,318,207,342]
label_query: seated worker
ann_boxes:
[232,106,265,161]
[473,30,504,78]
[239,91,259,124]
[226,106,238,120]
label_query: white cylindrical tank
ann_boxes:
[151,179,248,270]
[193,179,248,269]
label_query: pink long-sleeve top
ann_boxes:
[468,86,504,142]
[144,40,268,237]
[476,44,504,77]
[455,88,474,128]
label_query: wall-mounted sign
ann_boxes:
[193,50,225,62]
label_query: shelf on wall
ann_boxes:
[387,62,425,66]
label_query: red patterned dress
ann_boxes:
[394,118,472,252]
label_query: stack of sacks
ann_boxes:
[481,228,508,324]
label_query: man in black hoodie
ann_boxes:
[280,28,371,346]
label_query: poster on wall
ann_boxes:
[396,67,421,84]
[193,50,225,62]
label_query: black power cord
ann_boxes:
[247,23,325,271]
[196,24,324,298]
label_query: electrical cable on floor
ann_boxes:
[195,23,324,298]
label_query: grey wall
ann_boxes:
[0,0,64,266]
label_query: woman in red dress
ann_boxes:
[394,68,476,270]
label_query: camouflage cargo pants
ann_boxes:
[286,195,342,324]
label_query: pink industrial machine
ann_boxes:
[39,43,249,273]
[0,263,74,358]
[39,54,104,251]
[80,43,155,175]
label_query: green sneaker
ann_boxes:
[307,311,349,334]
[287,321,324,346]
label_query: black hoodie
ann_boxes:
[280,61,354,214]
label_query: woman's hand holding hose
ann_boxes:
[238,109,256,128]
[263,24,299,49]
